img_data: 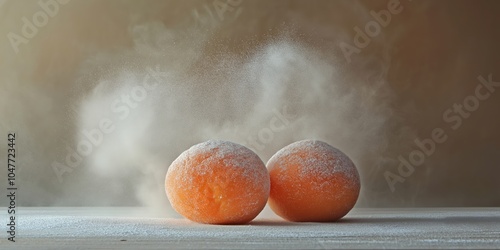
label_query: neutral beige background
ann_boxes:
[0,0,499,213]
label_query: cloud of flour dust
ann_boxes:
[71,25,395,218]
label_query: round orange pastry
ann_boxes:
[165,140,270,224]
[267,140,360,222]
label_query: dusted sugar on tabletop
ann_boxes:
[165,140,270,225]
[267,140,360,222]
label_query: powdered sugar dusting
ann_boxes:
[171,140,268,186]
[268,140,360,191]
[166,140,269,222]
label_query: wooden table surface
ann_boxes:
[2,207,499,249]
